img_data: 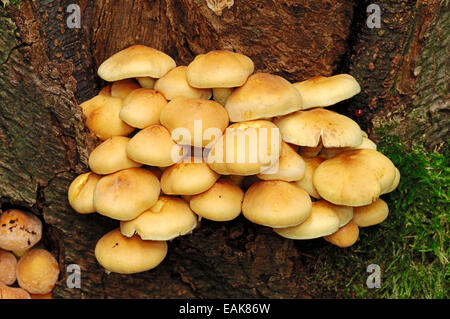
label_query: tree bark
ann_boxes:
[0,0,447,299]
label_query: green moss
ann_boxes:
[310,129,448,299]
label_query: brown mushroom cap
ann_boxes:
[352,198,389,227]
[126,124,184,167]
[93,168,161,221]
[295,156,325,199]
[161,158,220,195]
[80,95,135,140]
[324,220,359,248]
[186,50,254,88]
[273,108,363,148]
[292,74,361,109]
[68,172,102,214]
[154,66,212,100]
[110,79,141,99]
[16,249,60,295]
[242,180,312,228]
[225,73,303,122]
[257,141,306,182]
[0,250,17,285]
[274,200,340,240]
[207,120,282,176]
[189,179,244,221]
[160,98,229,147]
[119,88,168,129]
[313,149,397,206]
[120,195,198,240]
[98,45,176,82]
[0,209,42,252]
[88,136,142,175]
[95,228,168,274]
[0,283,31,299]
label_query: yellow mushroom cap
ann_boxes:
[313,149,397,206]
[295,156,325,199]
[257,141,306,182]
[95,228,168,274]
[80,95,135,140]
[119,88,167,129]
[0,209,42,252]
[126,124,184,167]
[98,45,176,82]
[292,74,361,109]
[154,66,212,100]
[0,283,31,299]
[68,172,102,214]
[242,180,312,228]
[88,136,142,175]
[160,98,229,148]
[110,79,141,99]
[136,77,156,89]
[186,50,254,88]
[352,198,389,227]
[382,167,401,195]
[0,250,17,285]
[16,249,59,295]
[225,73,303,122]
[274,108,363,148]
[120,195,198,240]
[189,179,244,222]
[274,200,340,240]
[324,220,359,248]
[207,120,282,176]
[160,159,220,196]
[93,168,161,221]
[213,87,233,106]
[317,201,354,227]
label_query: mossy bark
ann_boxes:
[0,0,447,299]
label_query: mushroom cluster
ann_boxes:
[69,45,400,275]
[0,209,59,299]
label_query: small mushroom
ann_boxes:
[97,45,176,82]
[186,50,254,89]
[189,179,244,222]
[292,74,361,109]
[225,73,303,122]
[0,250,17,285]
[136,77,156,89]
[68,172,101,214]
[88,136,142,175]
[0,283,31,299]
[212,87,233,106]
[324,220,359,248]
[257,141,306,182]
[119,88,167,129]
[95,228,168,275]
[121,195,198,241]
[161,158,220,196]
[274,108,363,148]
[0,209,42,254]
[295,156,325,199]
[16,249,60,295]
[352,198,389,227]
[242,180,312,228]
[93,168,161,221]
[110,79,141,99]
[274,200,340,240]
[154,66,212,100]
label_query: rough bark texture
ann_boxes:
[0,0,447,299]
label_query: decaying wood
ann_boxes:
[0,0,447,299]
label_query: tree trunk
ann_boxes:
[0,0,447,298]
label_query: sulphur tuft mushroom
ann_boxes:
[95,228,168,275]
[16,248,60,295]
[110,79,141,99]
[0,209,42,255]
[68,172,102,214]
[295,156,325,199]
[0,250,17,285]
[324,220,359,248]
[242,180,312,228]
[352,198,389,227]
[120,195,198,241]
